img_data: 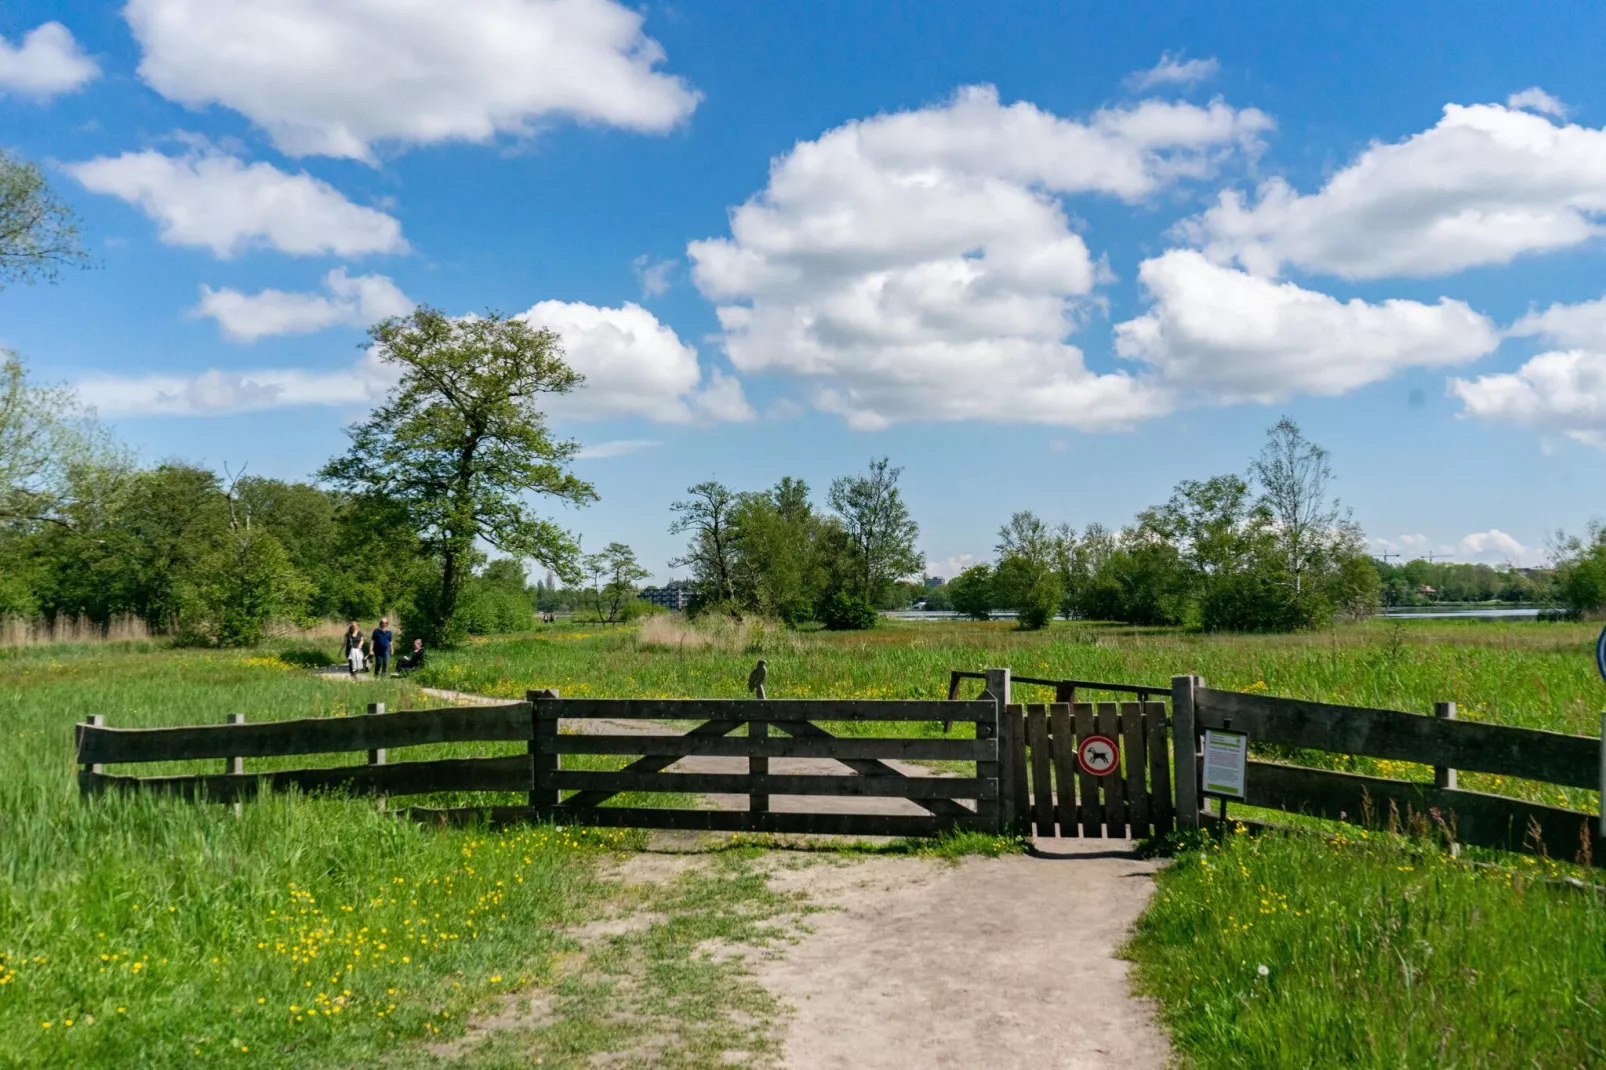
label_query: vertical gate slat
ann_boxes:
[1048,703,1077,837]
[1007,704,1031,836]
[1121,701,1149,838]
[1098,702,1126,837]
[1146,702,1174,836]
[1026,705,1055,837]
[1074,702,1101,838]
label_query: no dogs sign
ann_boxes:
[1077,734,1120,776]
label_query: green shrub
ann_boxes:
[819,591,878,630]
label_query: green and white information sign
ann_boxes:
[1202,729,1248,799]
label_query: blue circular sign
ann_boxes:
[1597,623,1606,686]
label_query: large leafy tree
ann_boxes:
[0,150,88,290]
[828,457,923,606]
[321,308,595,645]
[669,480,741,609]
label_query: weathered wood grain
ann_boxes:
[1195,687,1599,790]
[1098,703,1126,838]
[1145,702,1174,837]
[1122,702,1149,838]
[1007,704,1031,836]
[547,698,994,722]
[548,770,995,799]
[1049,703,1078,837]
[1026,704,1055,837]
[1242,760,1605,862]
[77,703,531,765]
[80,754,532,803]
[537,806,990,837]
[1074,703,1101,838]
[1171,676,1200,831]
[544,735,994,761]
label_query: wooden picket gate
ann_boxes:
[1006,702,1174,839]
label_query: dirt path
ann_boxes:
[758,844,1170,1069]
[373,680,1173,1065]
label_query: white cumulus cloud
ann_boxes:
[576,439,660,459]
[125,0,699,162]
[1450,350,1606,448]
[688,85,1271,430]
[1125,52,1219,92]
[518,300,752,423]
[1507,87,1567,117]
[1373,530,1543,567]
[1508,291,1606,349]
[632,254,676,297]
[193,269,414,342]
[78,350,400,417]
[1113,250,1499,403]
[1182,102,1606,279]
[68,148,407,257]
[0,22,98,98]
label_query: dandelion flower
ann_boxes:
[1257,964,1270,978]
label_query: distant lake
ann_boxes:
[883,607,1545,622]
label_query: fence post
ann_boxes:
[984,667,1015,835]
[750,684,769,816]
[1171,676,1199,831]
[79,714,104,797]
[367,702,386,812]
[529,689,559,815]
[226,713,245,817]
[1433,701,1459,856]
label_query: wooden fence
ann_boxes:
[1172,675,1606,864]
[1004,702,1174,839]
[74,689,1002,839]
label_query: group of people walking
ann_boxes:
[342,617,424,677]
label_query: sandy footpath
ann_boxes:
[414,682,1174,1067]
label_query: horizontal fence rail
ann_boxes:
[532,696,1000,837]
[74,693,1006,839]
[1177,677,1605,865]
[949,669,1166,701]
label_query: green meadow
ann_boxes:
[3,615,1604,1066]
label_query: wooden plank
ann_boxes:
[972,672,1004,833]
[560,718,742,808]
[549,770,994,799]
[544,735,995,761]
[749,720,769,815]
[1195,687,1599,790]
[546,698,995,723]
[1026,704,1055,837]
[530,690,558,808]
[78,715,105,797]
[1242,760,1604,863]
[1098,702,1126,837]
[1122,702,1149,839]
[771,718,973,821]
[540,806,991,837]
[1434,701,1458,790]
[1171,676,1200,831]
[82,754,533,803]
[1049,703,1078,837]
[1074,702,1101,838]
[1007,705,1031,836]
[76,703,532,765]
[1145,702,1174,837]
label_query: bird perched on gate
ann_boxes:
[747,659,767,698]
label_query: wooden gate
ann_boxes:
[534,696,1000,837]
[1006,701,1174,839]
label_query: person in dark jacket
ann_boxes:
[397,638,425,672]
[370,617,393,676]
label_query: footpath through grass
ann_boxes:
[0,642,796,1069]
[1127,826,1606,1067]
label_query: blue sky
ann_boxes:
[6,1,1606,582]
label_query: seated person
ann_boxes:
[396,638,425,672]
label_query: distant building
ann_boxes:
[640,580,696,611]
[924,576,945,588]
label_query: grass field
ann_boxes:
[0,643,796,1068]
[5,616,1605,1067]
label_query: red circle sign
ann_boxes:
[1077,735,1120,776]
